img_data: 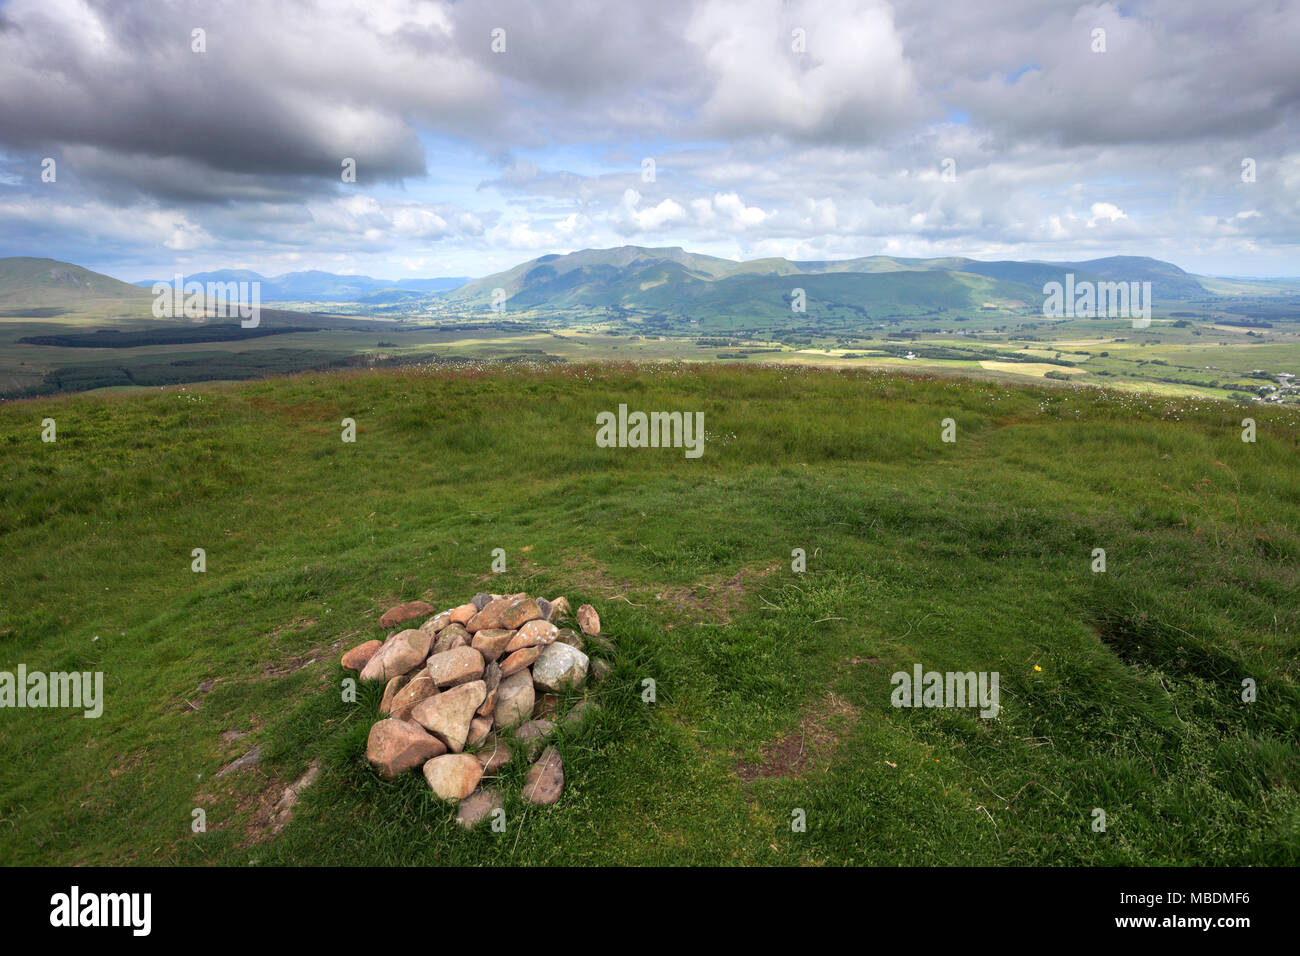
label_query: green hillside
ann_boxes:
[437,246,1206,316]
[0,257,153,311]
[1,363,1296,865]
[0,250,1229,325]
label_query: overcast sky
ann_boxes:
[0,0,1296,281]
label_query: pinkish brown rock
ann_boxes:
[474,734,511,773]
[505,619,559,652]
[466,596,511,632]
[411,680,487,752]
[513,718,555,760]
[380,600,435,629]
[456,787,504,830]
[388,673,438,721]
[423,753,483,802]
[500,596,543,629]
[466,716,492,749]
[477,661,502,717]
[360,628,433,682]
[420,611,452,635]
[433,622,471,655]
[469,595,542,632]
[341,639,382,672]
[471,628,515,663]
[449,603,477,625]
[366,718,446,780]
[547,596,571,622]
[425,646,484,688]
[493,668,534,730]
[499,645,541,676]
[522,747,564,805]
[379,673,410,715]
[576,604,601,636]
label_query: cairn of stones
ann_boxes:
[341,592,612,829]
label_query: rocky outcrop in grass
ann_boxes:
[344,593,609,828]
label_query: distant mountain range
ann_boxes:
[2,247,1281,325]
[131,269,470,302]
[439,246,1209,316]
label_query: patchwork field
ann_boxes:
[5,293,1298,409]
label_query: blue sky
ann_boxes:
[0,0,1296,281]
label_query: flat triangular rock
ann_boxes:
[411,680,486,752]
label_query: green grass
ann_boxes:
[1,362,1297,865]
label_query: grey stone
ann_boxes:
[531,642,590,693]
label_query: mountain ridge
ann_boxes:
[0,248,1232,321]
[436,245,1209,315]
[129,269,471,302]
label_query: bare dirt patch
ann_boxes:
[194,755,323,846]
[245,396,339,426]
[555,554,631,596]
[257,630,359,679]
[655,564,781,625]
[735,692,860,782]
[554,555,781,625]
[261,640,337,677]
[253,759,322,841]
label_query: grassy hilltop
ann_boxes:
[0,363,1297,865]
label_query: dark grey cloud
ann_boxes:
[896,0,1300,148]
[0,0,489,191]
[0,0,1295,277]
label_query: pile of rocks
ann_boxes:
[341,592,612,828]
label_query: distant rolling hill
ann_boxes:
[0,258,413,331]
[131,269,470,302]
[0,257,153,311]
[438,246,1209,318]
[0,249,1230,330]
